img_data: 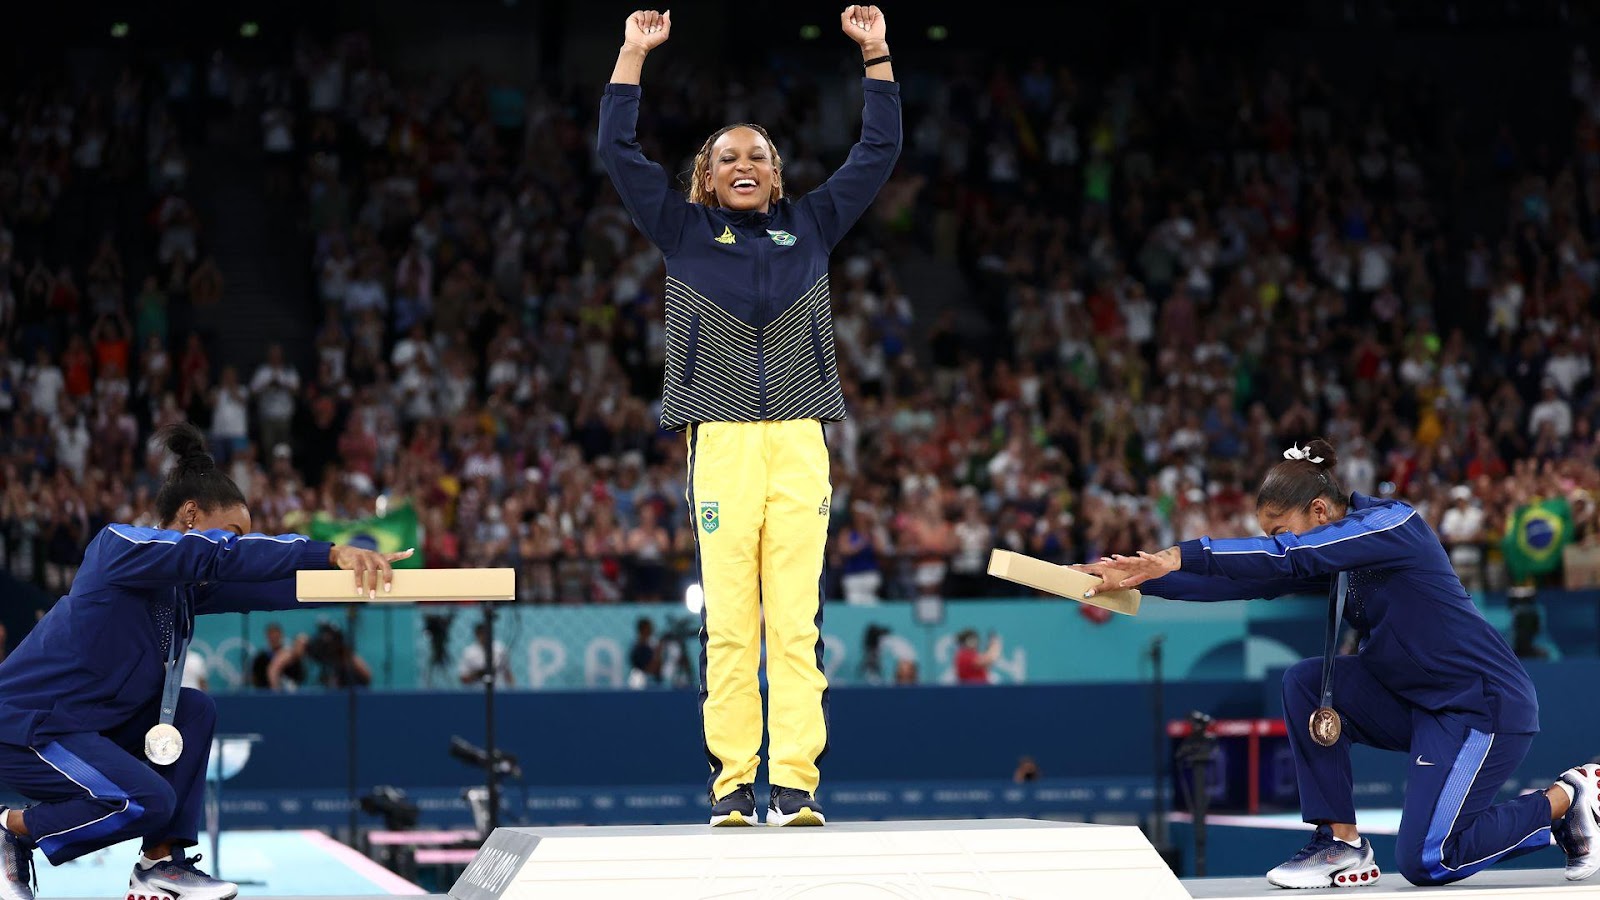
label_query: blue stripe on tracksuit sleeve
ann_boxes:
[1143,570,1329,603]
[98,525,334,588]
[1178,503,1419,581]
[31,742,144,859]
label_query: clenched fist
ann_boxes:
[841,5,887,47]
[625,9,671,53]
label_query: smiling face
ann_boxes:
[703,126,779,212]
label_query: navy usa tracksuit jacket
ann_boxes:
[0,524,333,863]
[1147,492,1554,885]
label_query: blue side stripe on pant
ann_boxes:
[1420,729,1547,881]
[32,742,145,858]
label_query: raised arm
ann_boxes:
[799,5,903,248]
[598,10,689,254]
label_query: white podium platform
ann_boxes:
[448,818,1190,899]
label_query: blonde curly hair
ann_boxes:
[687,123,785,207]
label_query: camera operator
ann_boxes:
[458,622,512,687]
[656,615,699,689]
[421,609,455,687]
[309,622,372,688]
[628,617,662,689]
[860,624,891,684]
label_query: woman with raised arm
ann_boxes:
[597,6,900,828]
[1077,438,1598,889]
[0,422,408,900]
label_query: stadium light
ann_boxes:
[240,21,260,38]
[800,24,821,40]
[685,582,704,615]
[110,22,130,38]
[927,25,948,40]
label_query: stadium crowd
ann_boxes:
[2,33,1599,612]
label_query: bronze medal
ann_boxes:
[1309,707,1342,747]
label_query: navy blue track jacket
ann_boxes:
[597,78,902,431]
[0,525,335,746]
[1146,492,1538,734]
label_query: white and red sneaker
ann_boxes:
[1265,826,1381,889]
[1554,765,1600,881]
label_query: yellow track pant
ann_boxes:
[686,419,831,801]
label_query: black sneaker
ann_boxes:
[767,785,826,827]
[709,784,756,827]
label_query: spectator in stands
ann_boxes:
[1440,485,1488,590]
[251,622,290,690]
[953,629,1001,685]
[837,504,888,605]
[266,632,312,691]
[249,342,299,454]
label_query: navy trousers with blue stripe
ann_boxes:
[1284,657,1553,885]
[0,687,214,865]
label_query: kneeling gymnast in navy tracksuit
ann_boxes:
[0,423,409,900]
[1080,438,1600,889]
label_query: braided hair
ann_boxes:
[686,123,785,207]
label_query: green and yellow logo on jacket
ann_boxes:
[714,226,736,244]
[699,500,720,533]
[767,229,797,246]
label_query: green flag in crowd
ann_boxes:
[1501,496,1573,583]
[309,503,425,568]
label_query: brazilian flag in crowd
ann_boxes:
[308,503,425,569]
[1501,496,1573,583]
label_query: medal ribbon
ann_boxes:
[158,589,193,729]
[1318,571,1349,714]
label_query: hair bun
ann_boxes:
[179,453,217,475]
[154,421,217,474]
[1304,438,1339,470]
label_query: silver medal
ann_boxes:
[145,723,183,765]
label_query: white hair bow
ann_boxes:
[1283,443,1324,464]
